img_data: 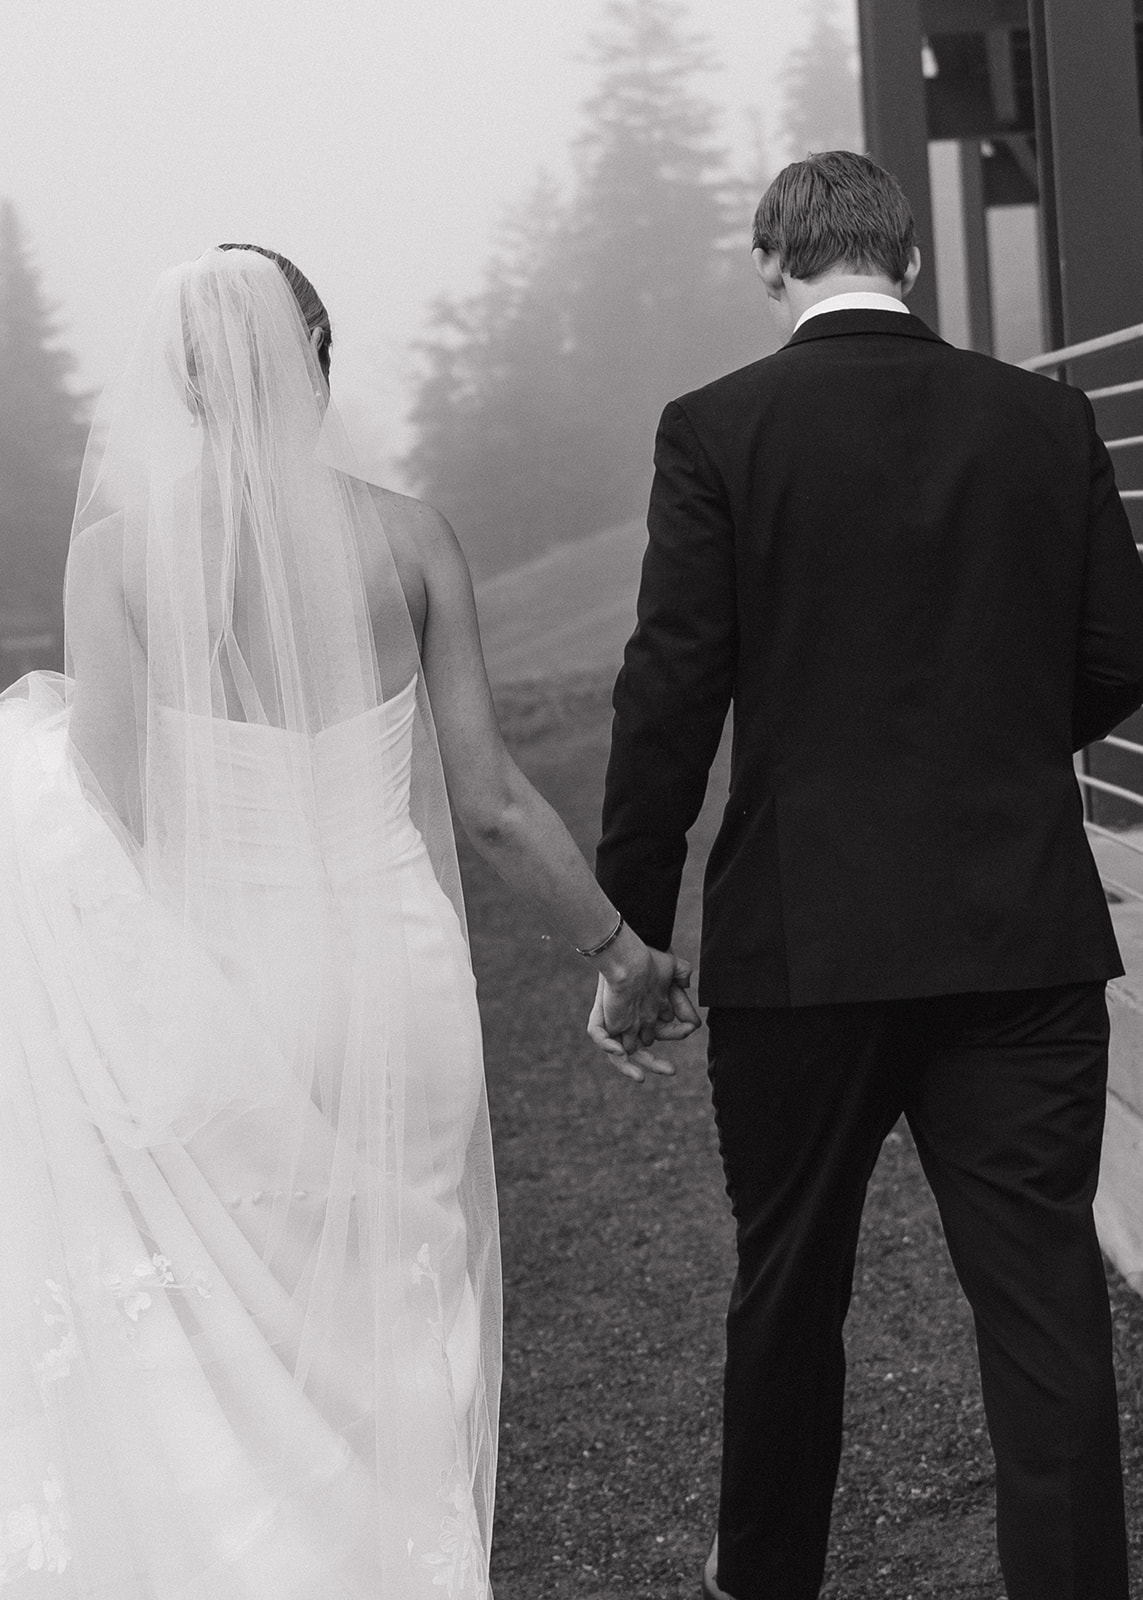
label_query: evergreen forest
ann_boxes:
[0,200,88,680]
[403,0,861,577]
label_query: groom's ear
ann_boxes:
[901,245,923,299]
[753,247,785,300]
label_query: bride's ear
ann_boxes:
[309,325,324,357]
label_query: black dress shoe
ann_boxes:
[701,1535,739,1600]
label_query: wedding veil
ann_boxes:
[0,248,499,1597]
[67,246,450,872]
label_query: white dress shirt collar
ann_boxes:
[793,291,910,334]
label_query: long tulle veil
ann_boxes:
[0,249,500,1597]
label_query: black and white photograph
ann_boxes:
[3,2,1143,1596]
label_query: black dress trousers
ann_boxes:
[707,983,1127,1600]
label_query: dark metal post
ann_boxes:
[1034,0,1143,824]
[856,0,940,329]
[1034,0,1143,514]
[958,141,994,355]
[1036,0,1143,347]
[1026,0,1065,353]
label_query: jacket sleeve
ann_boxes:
[595,399,737,950]
[1072,393,1143,751]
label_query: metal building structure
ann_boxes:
[856,0,1143,364]
[857,0,1143,823]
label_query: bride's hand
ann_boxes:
[588,973,673,1081]
[586,948,700,1082]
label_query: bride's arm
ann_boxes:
[413,506,694,1061]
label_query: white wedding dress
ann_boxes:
[0,251,500,1597]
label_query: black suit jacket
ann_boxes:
[596,309,1143,1007]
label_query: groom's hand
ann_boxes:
[587,948,701,1083]
[662,954,701,1036]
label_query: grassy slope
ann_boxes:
[466,675,1143,1600]
[473,520,645,685]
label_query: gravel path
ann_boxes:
[467,676,1143,1599]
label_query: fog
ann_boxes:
[2,0,820,474]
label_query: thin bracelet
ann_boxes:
[576,912,624,959]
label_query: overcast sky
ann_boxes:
[1,0,842,476]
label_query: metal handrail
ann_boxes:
[1077,773,1143,808]
[1019,328,1143,460]
[1086,821,1143,860]
[1094,870,1143,904]
[1021,323,1143,371]
[1102,735,1143,758]
[1089,378,1143,402]
[1021,325,1143,901]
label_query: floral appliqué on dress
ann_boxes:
[0,1470,70,1585]
[31,1281,78,1400]
[98,1253,211,1357]
[409,1246,485,1597]
[5,1289,77,1582]
[419,1466,485,1597]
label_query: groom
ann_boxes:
[594,151,1143,1599]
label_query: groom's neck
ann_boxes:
[784,269,906,324]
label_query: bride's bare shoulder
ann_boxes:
[65,513,148,655]
[67,513,137,602]
[68,512,124,565]
[365,485,474,613]
[364,485,473,645]
[367,484,466,568]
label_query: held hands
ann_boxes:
[586,945,701,1083]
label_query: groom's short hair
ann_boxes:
[752,151,916,284]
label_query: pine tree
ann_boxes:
[561,0,762,526]
[0,200,88,674]
[403,174,588,575]
[403,0,770,578]
[777,0,864,162]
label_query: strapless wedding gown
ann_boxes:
[0,672,499,1599]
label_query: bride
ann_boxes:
[0,245,694,1598]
